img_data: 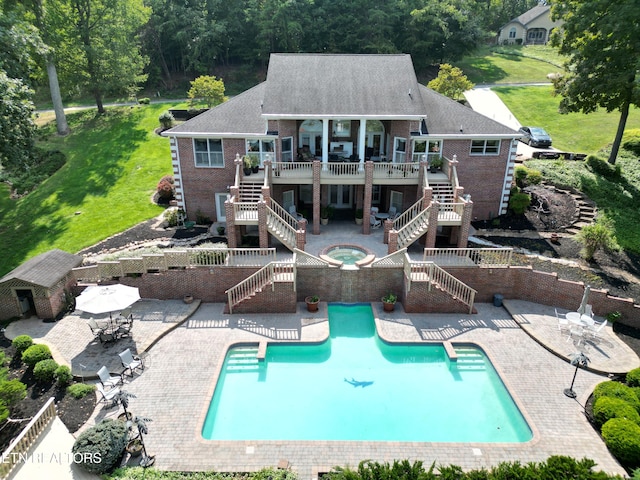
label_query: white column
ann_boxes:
[322,119,329,171]
[358,118,367,172]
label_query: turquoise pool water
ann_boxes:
[202,304,531,442]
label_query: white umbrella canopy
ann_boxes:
[76,285,140,315]
[577,285,591,315]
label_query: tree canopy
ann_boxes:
[427,64,474,100]
[551,0,640,164]
[187,75,226,108]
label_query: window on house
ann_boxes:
[412,140,426,163]
[194,139,223,167]
[393,137,406,163]
[390,190,403,211]
[282,137,293,162]
[372,185,381,204]
[333,120,351,137]
[246,139,275,166]
[282,190,294,211]
[470,139,500,155]
[509,27,516,39]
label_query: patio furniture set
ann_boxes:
[87,310,133,345]
[96,348,147,403]
[556,306,607,346]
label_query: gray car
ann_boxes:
[518,126,552,148]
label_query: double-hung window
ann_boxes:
[194,139,223,167]
[470,139,500,155]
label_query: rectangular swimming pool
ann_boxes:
[202,304,531,442]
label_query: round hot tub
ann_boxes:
[319,244,375,268]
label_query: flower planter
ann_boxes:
[382,301,395,312]
[305,296,319,312]
[126,439,143,457]
[183,295,194,304]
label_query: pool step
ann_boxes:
[226,348,261,372]
[453,348,486,371]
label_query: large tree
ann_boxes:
[551,0,640,164]
[52,0,150,113]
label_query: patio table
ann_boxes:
[566,312,593,326]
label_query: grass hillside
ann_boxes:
[0,104,173,276]
[454,45,564,85]
[495,85,640,153]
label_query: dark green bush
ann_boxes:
[594,381,640,412]
[627,368,640,387]
[72,419,128,474]
[585,155,621,180]
[33,359,59,382]
[158,110,174,128]
[594,396,640,428]
[21,344,52,367]
[0,379,27,408]
[514,165,528,188]
[54,365,73,386]
[138,97,150,105]
[508,191,531,215]
[622,128,640,156]
[67,383,95,399]
[526,169,542,185]
[602,417,640,466]
[12,335,33,354]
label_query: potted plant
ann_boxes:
[249,154,260,173]
[429,156,443,173]
[320,204,334,225]
[355,208,364,225]
[243,156,252,176]
[305,295,319,312]
[217,226,225,236]
[126,437,144,457]
[382,292,397,312]
[111,390,136,422]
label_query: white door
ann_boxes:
[215,193,228,222]
[329,185,353,208]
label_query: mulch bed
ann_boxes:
[0,334,96,452]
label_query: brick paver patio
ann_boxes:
[6,299,637,478]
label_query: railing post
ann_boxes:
[228,290,233,314]
[457,199,474,248]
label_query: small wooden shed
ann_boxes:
[0,249,83,321]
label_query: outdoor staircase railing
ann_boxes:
[266,200,301,251]
[225,261,295,314]
[405,256,477,314]
[393,199,431,250]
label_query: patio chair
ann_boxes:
[97,383,121,404]
[117,307,133,325]
[555,308,569,332]
[370,207,379,215]
[119,348,145,377]
[586,319,607,341]
[386,206,397,220]
[566,325,584,344]
[585,304,594,318]
[97,366,123,390]
[116,319,133,338]
[87,318,105,339]
[288,205,304,221]
[370,215,381,229]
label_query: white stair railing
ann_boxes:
[395,204,431,250]
[225,261,294,314]
[266,206,298,251]
[408,260,477,314]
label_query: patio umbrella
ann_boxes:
[75,285,140,315]
[577,285,591,315]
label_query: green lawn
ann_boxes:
[494,85,640,153]
[454,45,564,85]
[0,103,174,276]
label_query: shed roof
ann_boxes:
[0,249,83,289]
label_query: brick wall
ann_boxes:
[175,137,243,222]
[102,255,639,328]
[444,139,511,220]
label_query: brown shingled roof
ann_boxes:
[0,249,83,289]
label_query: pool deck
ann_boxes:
[6,299,639,478]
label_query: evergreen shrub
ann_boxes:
[593,396,640,428]
[594,381,640,413]
[11,335,33,354]
[21,344,52,367]
[72,419,128,474]
[601,418,640,467]
[33,359,59,382]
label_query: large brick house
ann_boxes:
[165,54,519,252]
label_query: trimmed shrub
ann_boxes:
[54,365,73,386]
[138,97,150,105]
[12,335,33,354]
[526,169,542,185]
[34,359,59,382]
[622,128,640,156]
[576,217,619,261]
[21,344,52,367]
[514,165,528,188]
[72,419,128,474]
[0,379,27,408]
[584,154,621,180]
[67,383,95,399]
[158,110,174,129]
[508,191,531,215]
[156,178,174,200]
[601,417,640,466]
[627,368,640,387]
[163,208,179,227]
[594,381,640,412]
[593,396,640,428]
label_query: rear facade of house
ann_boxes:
[166,54,519,253]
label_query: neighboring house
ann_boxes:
[165,53,519,253]
[497,5,562,45]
